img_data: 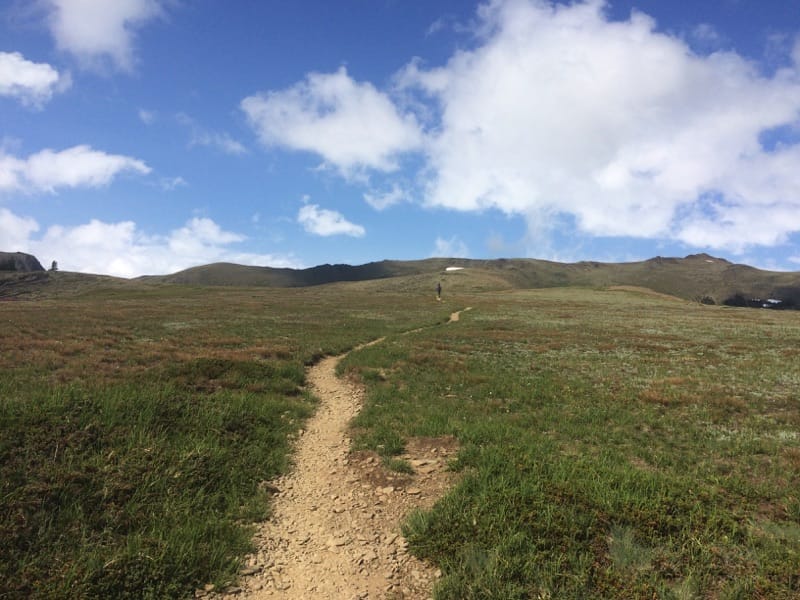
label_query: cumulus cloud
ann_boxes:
[167,217,245,256]
[297,203,365,237]
[241,66,423,175]
[394,0,800,253]
[0,207,39,250]
[45,0,165,71]
[0,145,150,193]
[0,51,70,108]
[0,209,302,277]
[233,0,800,255]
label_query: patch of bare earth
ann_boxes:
[448,307,472,322]
[198,327,463,599]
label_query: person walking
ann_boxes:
[436,281,442,301]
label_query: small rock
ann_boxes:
[326,536,348,547]
[406,487,422,495]
[361,549,378,562]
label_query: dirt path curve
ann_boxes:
[200,308,472,599]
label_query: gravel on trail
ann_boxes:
[197,312,471,599]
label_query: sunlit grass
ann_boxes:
[343,288,800,599]
[0,283,450,598]
[4,279,799,598]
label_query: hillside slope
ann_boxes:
[3,254,800,306]
[140,254,800,306]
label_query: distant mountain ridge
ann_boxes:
[138,260,424,288]
[141,253,800,307]
[3,251,800,307]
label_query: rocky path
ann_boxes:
[198,309,471,599]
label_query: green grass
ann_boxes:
[342,288,800,599]
[0,282,450,598]
[3,277,800,598]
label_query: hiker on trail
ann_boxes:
[436,281,442,301]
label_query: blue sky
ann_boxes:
[2,0,800,277]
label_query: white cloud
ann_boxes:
[241,66,423,176]
[0,145,150,193]
[297,203,365,237]
[363,183,408,210]
[0,207,39,250]
[394,0,800,253]
[45,0,165,71]
[168,217,245,255]
[0,51,70,108]
[0,209,302,277]
[431,235,469,258]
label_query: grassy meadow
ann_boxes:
[2,271,799,598]
[342,285,800,599]
[0,280,451,598]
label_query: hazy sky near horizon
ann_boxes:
[2,0,800,277]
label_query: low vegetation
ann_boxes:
[0,282,449,598]
[2,270,799,598]
[342,287,800,598]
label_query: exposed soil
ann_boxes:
[197,309,471,599]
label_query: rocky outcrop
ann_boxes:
[0,252,45,272]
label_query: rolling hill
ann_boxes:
[139,253,800,307]
[3,253,800,307]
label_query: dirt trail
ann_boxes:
[447,307,471,323]
[199,309,472,599]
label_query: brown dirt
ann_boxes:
[447,307,471,322]
[198,311,473,599]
